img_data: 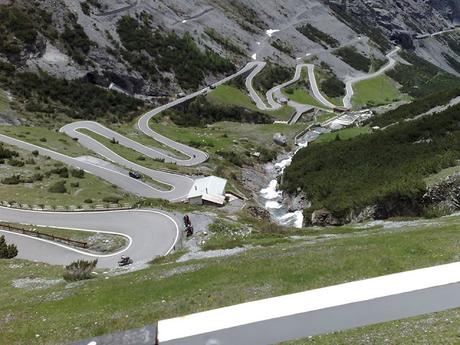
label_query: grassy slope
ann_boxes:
[3,216,460,344]
[352,75,405,108]
[110,121,189,160]
[282,87,325,108]
[0,126,90,157]
[149,117,305,154]
[207,85,295,121]
[424,165,460,186]
[0,143,137,207]
[316,112,337,124]
[77,129,193,175]
[313,126,372,144]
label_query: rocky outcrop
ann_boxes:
[2,0,459,98]
[423,173,460,212]
[285,192,310,212]
[273,133,287,146]
[310,209,341,226]
[247,206,271,221]
[391,31,415,50]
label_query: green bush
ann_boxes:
[254,63,293,93]
[48,180,67,193]
[49,167,69,178]
[271,39,293,56]
[60,20,93,64]
[32,173,43,182]
[217,150,251,167]
[63,259,98,281]
[2,175,22,185]
[102,196,121,203]
[0,235,18,259]
[117,16,235,89]
[334,47,371,72]
[70,168,85,178]
[204,28,245,55]
[7,158,24,167]
[171,96,272,127]
[0,144,18,159]
[297,24,339,48]
[321,76,345,98]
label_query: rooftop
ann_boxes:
[187,176,227,199]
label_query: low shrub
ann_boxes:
[8,159,24,167]
[63,259,98,281]
[0,235,18,259]
[102,196,121,203]
[2,175,21,185]
[48,180,67,193]
[70,168,85,178]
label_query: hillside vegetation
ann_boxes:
[387,51,460,98]
[370,87,460,127]
[282,102,460,222]
[0,61,142,123]
[117,16,235,90]
[169,96,273,127]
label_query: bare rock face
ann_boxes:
[352,205,378,223]
[391,30,415,50]
[430,0,460,23]
[3,0,460,96]
[286,192,310,212]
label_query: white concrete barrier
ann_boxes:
[158,261,460,345]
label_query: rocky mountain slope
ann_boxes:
[1,0,460,98]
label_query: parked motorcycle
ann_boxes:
[118,255,133,267]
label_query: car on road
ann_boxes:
[209,84,217,90]
[129,171,142,179]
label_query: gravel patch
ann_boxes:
[356,219,440,230]
[159,263,205,279]
[177,247,247,262]
[12,277,63,290]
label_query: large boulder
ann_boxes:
[273,133,287,146]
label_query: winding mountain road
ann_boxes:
[342,47,401,109]
[0,28,400,268]
[0,207,178,268]
[245,47,400,112]
[0,62,259,267]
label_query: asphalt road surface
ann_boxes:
[342,47,401,109]
[0,207,179,268]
